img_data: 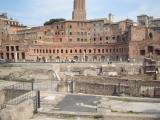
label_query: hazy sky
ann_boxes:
[0,0,160,26]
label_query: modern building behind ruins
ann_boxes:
[0,0,160,62]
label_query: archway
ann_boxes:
[74,56,78,61]
[116,56,119,61]
[149,32,153,39]
[85,56,88,62]
[93,56,97,62]
[101,56,105,62]
[56,56,60,62]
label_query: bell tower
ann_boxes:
[72,0,86,21]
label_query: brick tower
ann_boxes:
[72,0,86,21]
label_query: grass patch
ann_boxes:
[0,64,14,67]
[111,110,118,112]
[127,110,138,114]
[94,115,103,119]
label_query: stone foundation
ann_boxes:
[0,99,34,120]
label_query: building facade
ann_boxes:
[0,0,160,62]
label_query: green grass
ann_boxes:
[0,64,13,67]
[111,110,118,112]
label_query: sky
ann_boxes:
[0,0,160,27]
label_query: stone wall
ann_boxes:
[0,99,34,120]
[38,111,160,120]
[103,114,160,120]
[4,89,30,102]
[57,78,160,97]
[0,91,5,105]
[74,82,117,95]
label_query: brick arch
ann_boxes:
[93,56,97,62]
[101,56,105,62]
[56,56,60,62]
[74,56,78,61]
[149,32,153,39]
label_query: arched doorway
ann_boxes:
[42,56,46,63]
[85,56,88,62]
[149,32,153,39]
[74,56,78,61]
[116,56,119,61]
[93,56,97,62]
[101,56,105,62]
[56,56,60,62]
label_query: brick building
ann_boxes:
[0,0,160,62]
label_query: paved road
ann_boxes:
[56,94,100,113]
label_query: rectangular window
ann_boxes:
[22,52,25,59]
[148,46,154,53]
[60,38,62,42]
[140,50,145,56]
[0,53,3,59]
[102,49,104,53]
[94,49,96,53]
[17,53,19,60]
[6,46,9,51]
[11,53,14,59]
[69,39,72,42]
[155,50,160,55]
[98,49,101,53]
[77,38,80,42]
[6,53,9,59]
[11,46,14,51]
[16,46,19,51]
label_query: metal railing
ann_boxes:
[7,91,36,105]
[4,81,33,91]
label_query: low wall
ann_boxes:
[39,111,160,120]
[74,82,117,95]
[0,99,34,120]
[103,113,160,120]
[0,91,5,105]
[57,79,160,97]
[4,89,30,102]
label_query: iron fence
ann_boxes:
[4,81,33,91]
[7,91,36,105]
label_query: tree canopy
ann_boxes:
[44,18,66,25]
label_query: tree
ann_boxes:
[44,18,66,26]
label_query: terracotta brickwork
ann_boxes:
[0,0,160,62]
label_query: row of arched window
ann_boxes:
[33,48,127,54]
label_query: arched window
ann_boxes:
[74,56,78,61]
[79,49,82,53]
[149,32,153,39]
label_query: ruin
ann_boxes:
[0,0,160,120]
